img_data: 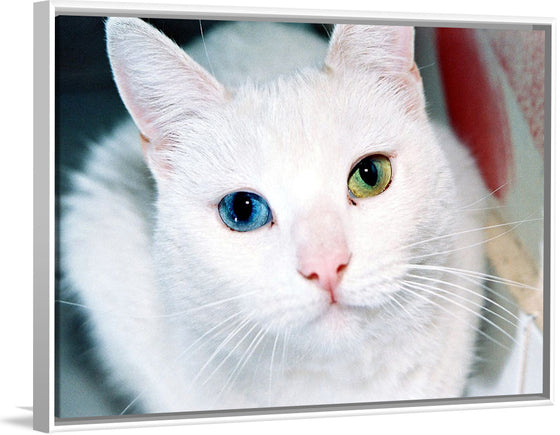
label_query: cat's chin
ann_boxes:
[295,303,373,353]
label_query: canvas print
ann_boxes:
[55,15,546,420]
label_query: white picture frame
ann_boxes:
[33,0,554,432]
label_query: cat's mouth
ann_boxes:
[294,303,375,352]
[311,300,371,328]
[300,288,394,336]
[334,282,399,311]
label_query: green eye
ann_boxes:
[348,154,392,198]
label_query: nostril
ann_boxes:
[304,271,319,281]
[336,261,348,276]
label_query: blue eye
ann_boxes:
[218,191,272,232]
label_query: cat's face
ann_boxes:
[108,20,458,355]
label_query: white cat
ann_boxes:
[61,18,490,414]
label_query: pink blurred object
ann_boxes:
[488,29,546,158]
[435,28,545,198]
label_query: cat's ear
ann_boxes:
[106,17,227,175]
[325,25,424,111]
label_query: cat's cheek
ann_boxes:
[243,274,334,329]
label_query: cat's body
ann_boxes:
[61,20,488,413]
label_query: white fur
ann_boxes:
[61,20,488,413]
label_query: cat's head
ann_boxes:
[107,18,457,355]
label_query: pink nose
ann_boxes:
[298,249,351,304]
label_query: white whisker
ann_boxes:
[200,319,260,387]
[406,273,521,325]
[189,317,255,388]
[387,293,422,326]
[456,204,518,213]
[458,181,510,210]
[214,326,270,404]
[404,276,518,333]
[459,273,519,308]
[401,280,519,346]
[412,265,521,308]
[178,291,259,316]
[406,263,539,290]
[398,283,512,350]
[418,62,436,71]
[120,392,142,415]
[280,328,289,381]
[268,332,280,406]
[175,311,245,362]
[321,23,332,38]
[56,299,91,310]
[199,20,215,77]
[403,216,542,256]
[56,291,258,320]
[119,311,247,415]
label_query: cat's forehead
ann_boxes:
[172,71,423,199]
[224,72,409,156]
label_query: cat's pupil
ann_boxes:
[232,192,253,222]
[359,159,379,186]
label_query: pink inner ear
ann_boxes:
[326,25,417,75]
[139,132,150,156]
[410,62,421,81]
[139,133,174,177]
[393,27,415,69]
[111,64,151,140]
